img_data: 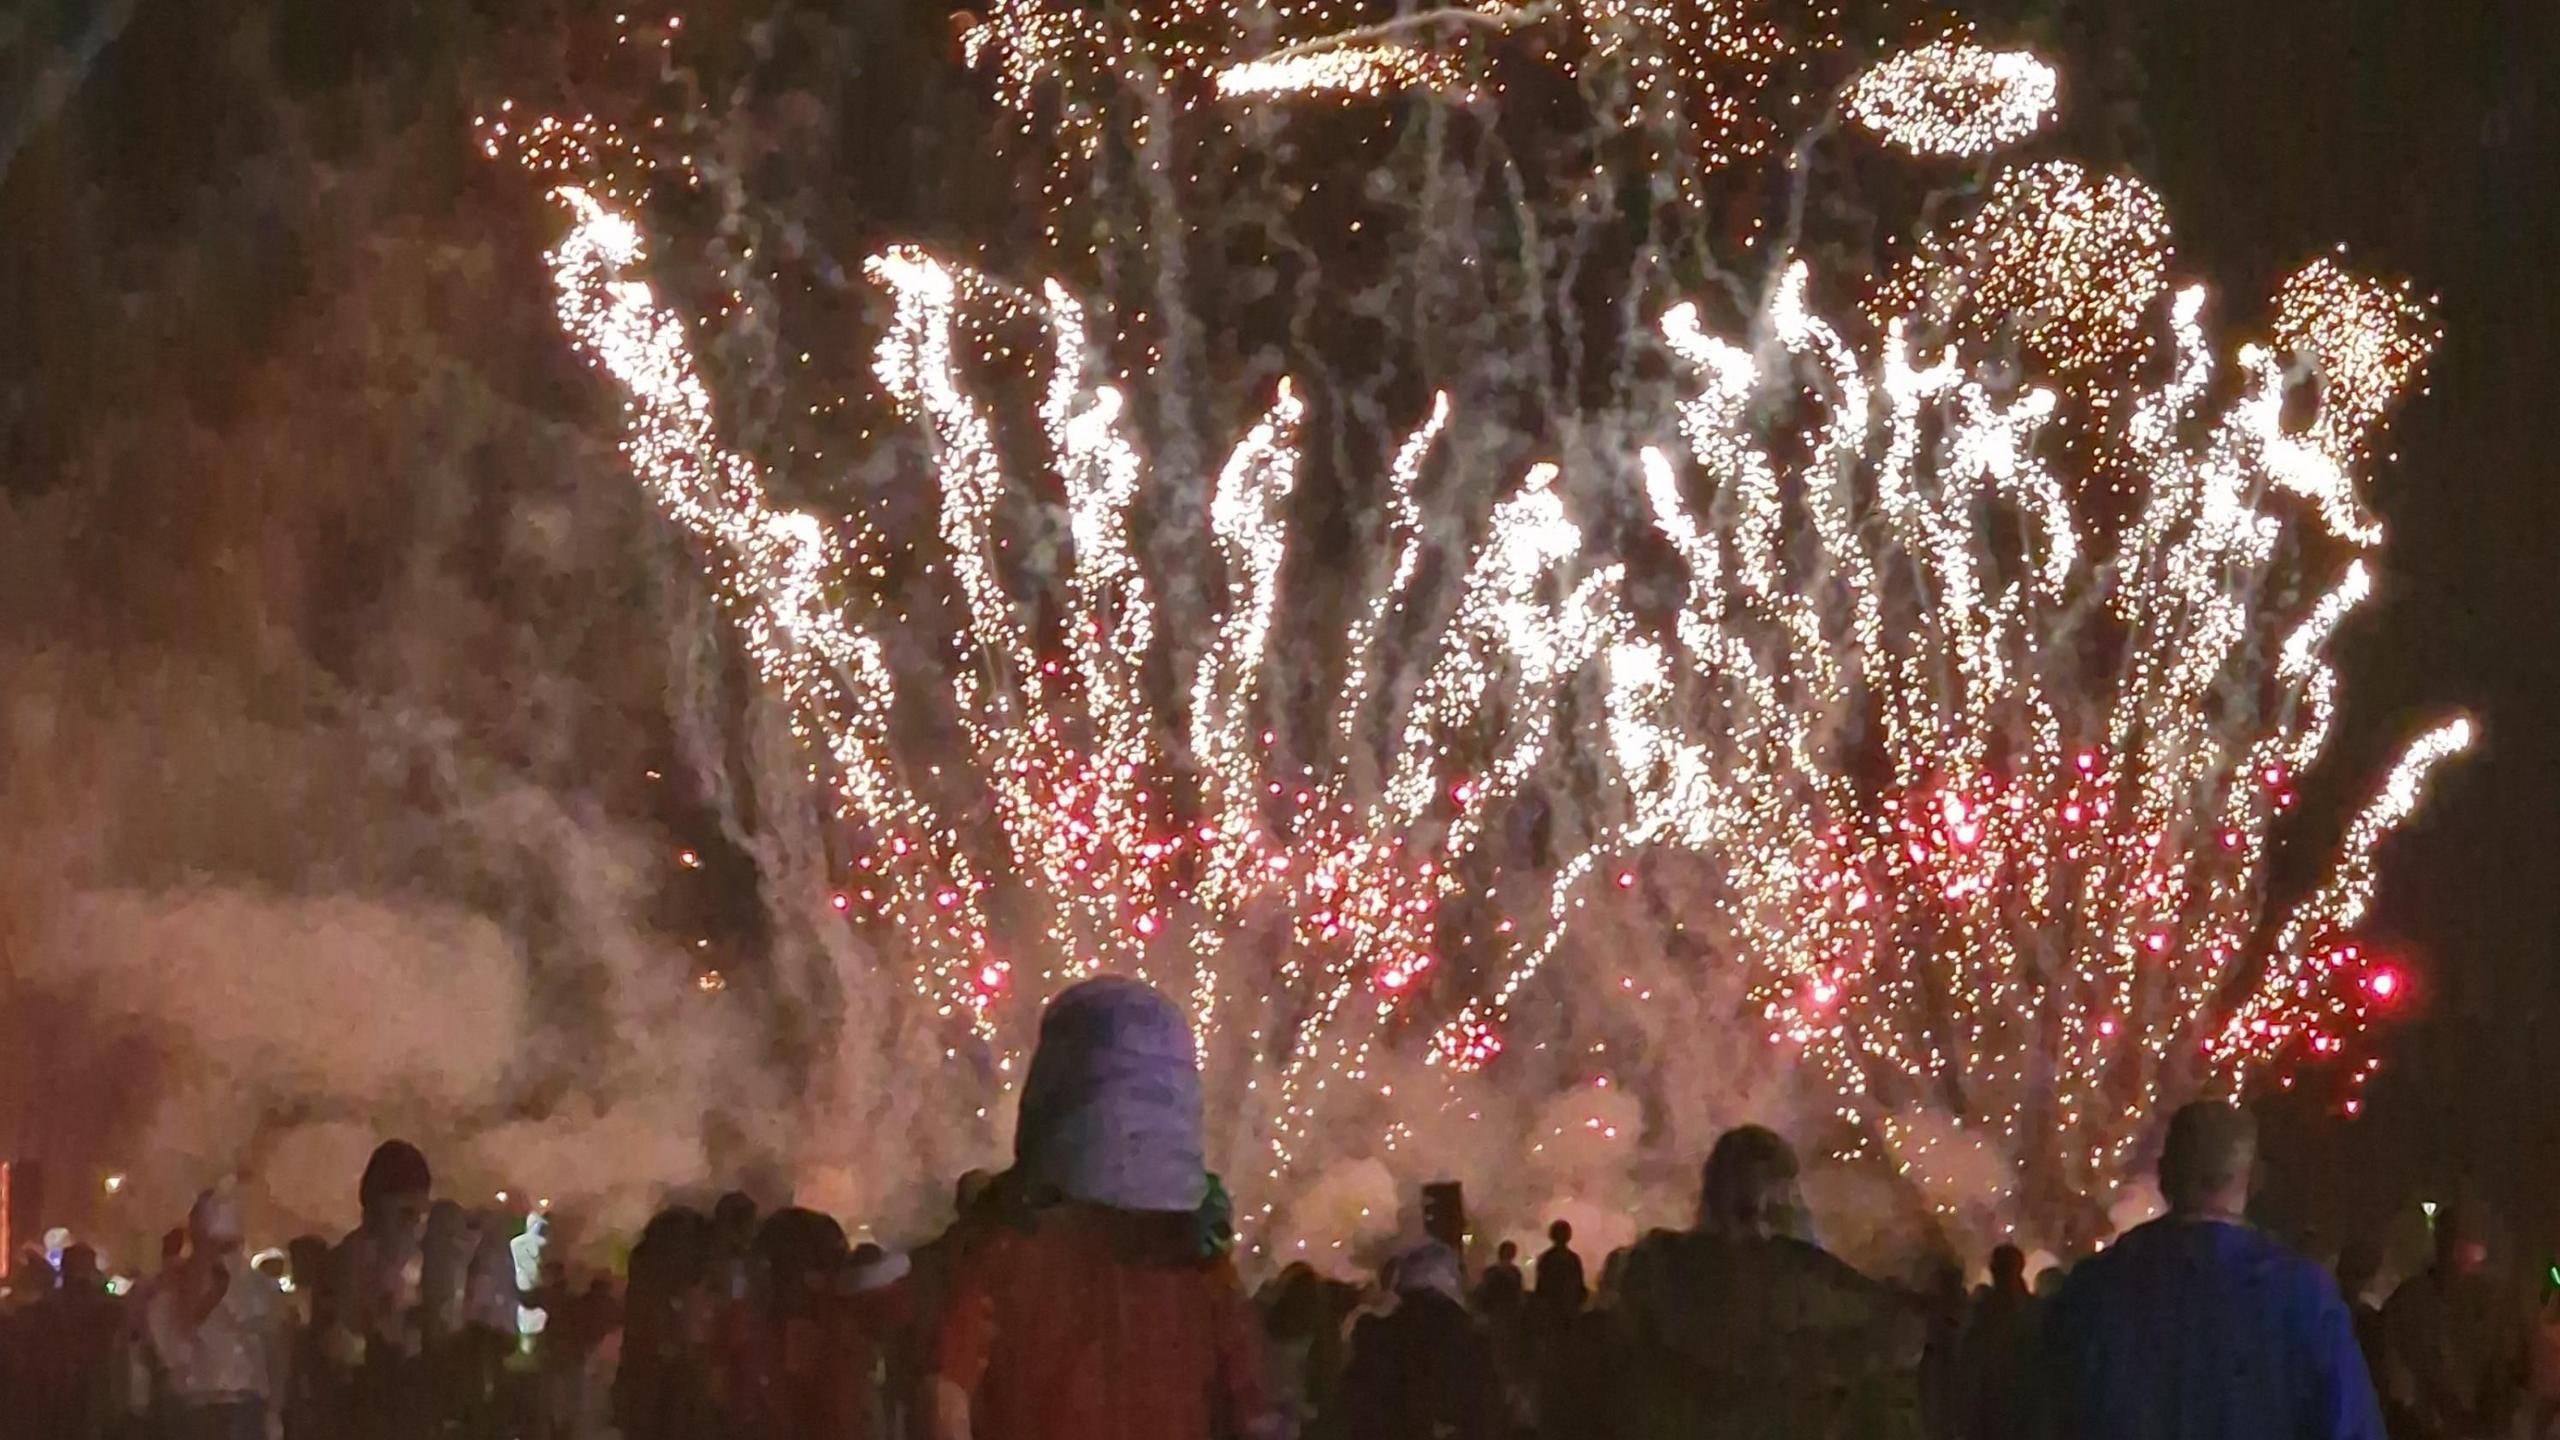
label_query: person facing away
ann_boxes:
[1330,1240,1500,1440]
[323,1137,434,1438]
[1614,1123,1926,1440]
[2379,1202,2532,1440]
[1474,1239,1526,1320]
[1535,1220,1589,1325]
[17,1242,126,1439]
[1956,1243,2040,1440]
[2039,1100,2384,1440]
[615,1205,721,1440]
[926,975,1280,1440]
[141,1183,293,1440]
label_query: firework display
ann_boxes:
[494,6,2460,1248]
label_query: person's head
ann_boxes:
[2034,1265,2066,1300]
[1989,1243,2027,1292]
[1014,976,1206,1213]
[2157,1102,2256,1218]
[1700,1124,1802,1239]
[190,1183,247,1258]
[59,1244,101,1292]
[1548,1219,1573,1246]
[1394,1241,1464,1305]
[1496,1239,1518,1264]
[753,1206,848,1313]
[2336,1237,2384,1300]
[358,1139,433,1239]
[713,1191,759,1242]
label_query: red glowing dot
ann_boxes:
[2366,968,2401,1000]
[2144,932,2170,955]
[830,893,851,913]
[1616,871,1636,889]
[2343,1099,2362,1117]
[1809,980,1839,1006]
[2098,1018,2118,1037]
[935,889,961,909]
[1134,913,1159,937]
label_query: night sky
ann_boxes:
[2124,0,2560,1237]
[1,0,2556,1251]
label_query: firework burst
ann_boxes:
[492,21,2462,1248]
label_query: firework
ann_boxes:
[500,18,2461,1246]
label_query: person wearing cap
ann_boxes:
[2040,1100,2384,1440]
[1615,1123,1924,1440]
[926,976,1281,1440]
[1329,1239,1500,1440]
[141,1184,291,1440]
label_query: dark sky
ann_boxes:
[2124,0,2560,1233]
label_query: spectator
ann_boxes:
[17,1242,125,1439]
[926,975,1280,1440]
[1473,1239,1526,1321]
[1535,1220,1588,1325]
[1331,1240,1499,1440]
[325,1139,435,1438]
[618,1205,725,1440]
[1957,1244,2039,1440]
[141,1184,293,1440]
[2380,1201,2531,1440]
[1615,1123,1924,1439]
[2040,1101,2384,1440]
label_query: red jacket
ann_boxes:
[932,1204,1270,1440]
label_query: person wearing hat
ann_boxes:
[141,1183,291,1440]
[926,976,1281,1440]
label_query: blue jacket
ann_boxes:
[2040,1217,2385,1440]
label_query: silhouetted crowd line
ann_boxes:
[3,977,2553,1440]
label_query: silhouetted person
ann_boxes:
[1616,1124,1923,1439]
[19,1243,124,1439]
[1332,1240,1499,1440]
[2335,1239,2391,1403]
[2380,1202,2531,1440]
[1473,1239,1525,1320]
[1957,1244,2039,1440]
[325,1139,434,1439]
[616,1205,720,1440]
[1535,1220,1588,1322]
[2041,1101,2383,1440]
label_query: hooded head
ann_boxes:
[1013,977,1206,1214]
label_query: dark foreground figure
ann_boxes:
[2041,1101,2385,1440]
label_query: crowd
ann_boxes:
[2,974,2554,1440]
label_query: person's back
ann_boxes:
[926,978,1276,1440]
[2039,1103,2381,1440]
[1535,1222,1588,1322]
[2043,1217,2379,1440]
[1958,1247,2040,1440]
[936,1197,1265,1440]
[1617,1225,1921,1439]
[1333,1244,1497,1440]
